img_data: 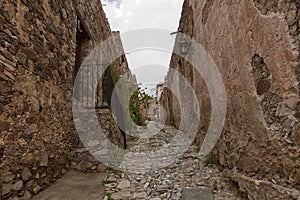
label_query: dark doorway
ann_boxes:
[73,17,91,100]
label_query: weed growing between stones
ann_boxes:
[204,153,214,167]
[103,180,116,185]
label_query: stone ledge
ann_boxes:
[224,169,300,200]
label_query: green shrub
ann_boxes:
[127,135,139,142]
[105,62,152,128]
[204,153,214,166]
[128,84,151,126]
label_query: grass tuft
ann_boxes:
[204,153,214,166]
[102,180,115,185]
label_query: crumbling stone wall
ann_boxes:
[162,0,300,199]
[0,0,128,199]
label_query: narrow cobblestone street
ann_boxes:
[103,122,241,200]
[1,0,299,199]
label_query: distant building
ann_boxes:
[155,83,165,121]
[156,83,164,103]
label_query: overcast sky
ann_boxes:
[102,0,184,95]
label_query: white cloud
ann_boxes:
[102,0,184,87]
[103,0,183,32]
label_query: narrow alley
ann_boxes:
[0,0,299,200]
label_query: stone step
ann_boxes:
[181,188,213,200]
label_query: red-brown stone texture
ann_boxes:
[162,0,300,199]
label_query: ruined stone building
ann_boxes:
[0,0,131,199]
[161,0,300,199]
[1,0,300,199]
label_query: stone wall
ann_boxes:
[162,0,300,199]
[0,0,128,199]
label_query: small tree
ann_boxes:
[129,84,151,126]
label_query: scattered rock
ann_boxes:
[13,180,23,191]
[32,185,41,194]
[21,167,32,181]
[2,184,13,196]
[23,191,32,200]
[111,191,132,199]
[156,184,169,192]
[27,123,38,134]
[3,173,15,183]
[76,161,93,171]
[117,180,131,189]
[105,183,117,188]
[143,182,150,188]
[23,153,34,164]
[103,124,239,199]
[1,180,23,195]
[97,163,108,172]
[133,192,147,199]
[40,153,48,167]
[181,188,213,200]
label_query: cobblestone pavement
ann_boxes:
[103,122,242,200]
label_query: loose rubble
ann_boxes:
[103,122,241,200]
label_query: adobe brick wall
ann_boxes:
[161,0,300,199]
